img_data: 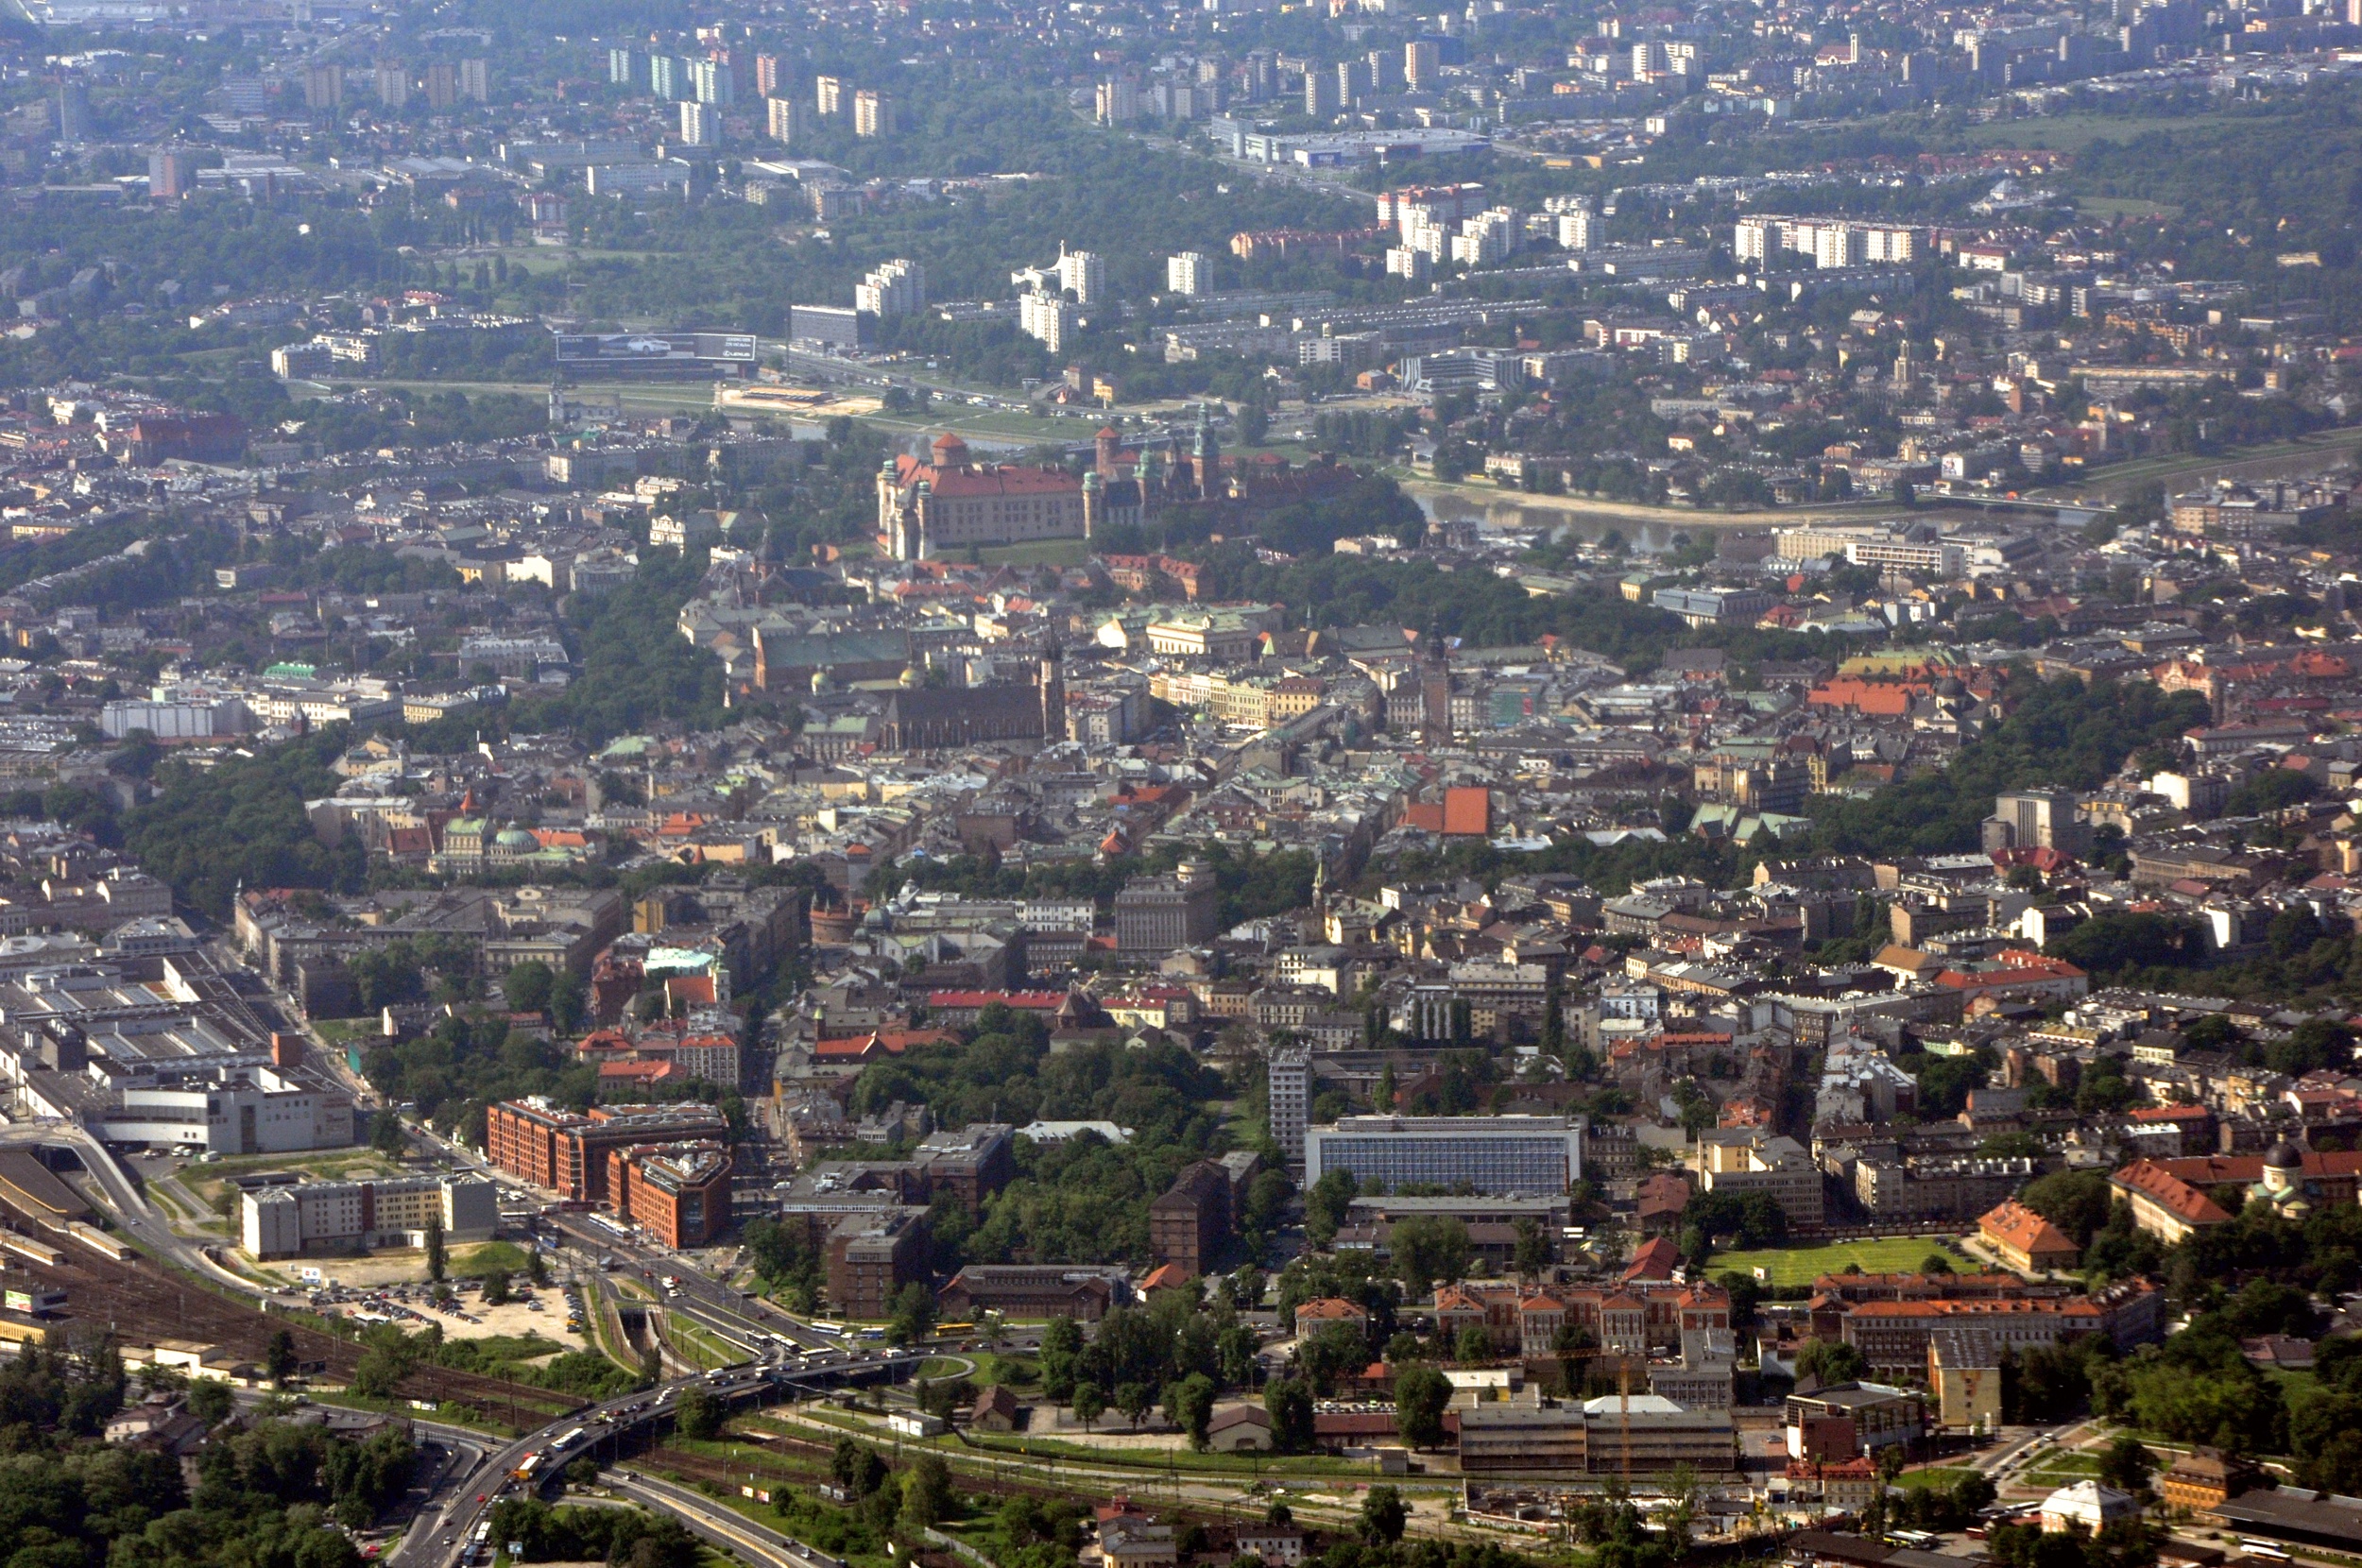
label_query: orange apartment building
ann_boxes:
[608,1140,734,1249]
[485,1098,730,1203]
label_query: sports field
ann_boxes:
[1712,1236,1970,1287]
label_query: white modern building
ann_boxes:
[242,1173,498,1259]
[1166,251,1210,296]
[1304,1115,1583,1195]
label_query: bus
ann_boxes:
[936,1323,975,1338]
[2237,1543,2290,1561]
[554,1428,587,1451]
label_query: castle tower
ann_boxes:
[1190,403,1220,499]
[1039,646,1066,742]
[1081,469,1103,538]
[1094,424,1121,475]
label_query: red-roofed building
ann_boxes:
[1978,1199,2080,1274]
[2111,1158,2235,1242]
[881,433,1092,560]
[1934,950,2088,1006]
[1623,1236,1681,1281]
[925,990,1071,1028]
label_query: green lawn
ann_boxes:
[974,538,1089,568]
[1712,1237,1970,1288]
[453,1240,535,1278]
[1894,1467,1978,1492]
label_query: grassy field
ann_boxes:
[1713,1236,1970,1287]
[975,538,1089,568]
[1894,1467,1979,1492]
[665,1314,739,1372]
[453,1240,535,1277]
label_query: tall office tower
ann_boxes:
[1267,1045,1310,1171]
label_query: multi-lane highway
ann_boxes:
[391,1351,909,1568]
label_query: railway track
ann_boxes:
[1,1221,576,1424]
[642,1427,1237,1522]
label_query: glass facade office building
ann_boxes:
[1305,1115,1582,1196]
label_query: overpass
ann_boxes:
[393,1348,913,1568]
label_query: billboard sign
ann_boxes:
[551,331,758,366]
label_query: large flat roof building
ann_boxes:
[1304,1115,1583,1196]
[485,1098,730,1202]
[242,1173,496,1259]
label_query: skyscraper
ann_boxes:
[1267,1045,1309,1172]
[679,100,717,147]
[852,88,894,136]
[460,59,490,104]
[376,62,408,109]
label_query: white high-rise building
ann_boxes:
[689,57,735,105]
[1097,77,1139,123]
[1055,247,1106,306]
[679,100,717,147]
[1167,250,1211,296]
[1814,224,1863,269]
[1018,291,1075,352]
[855,258,925,318]
[1268,1044,1309,1171]
[1556,210,1596,251]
